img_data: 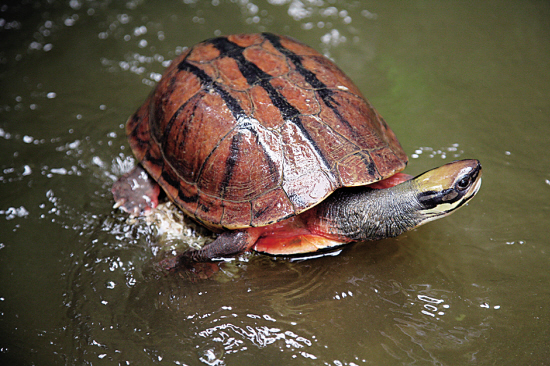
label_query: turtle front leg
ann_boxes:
[178,229,260,263]
[112,165,160,216]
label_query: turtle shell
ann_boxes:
[126,33,408,230]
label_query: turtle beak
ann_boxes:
[413,159,482,220]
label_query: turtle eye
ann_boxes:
[456,176,471,191]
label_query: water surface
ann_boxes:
[1,1,549,365]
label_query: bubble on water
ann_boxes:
[92,156,106,168]
[288,0,312,21]
[320,6,337,17]
[0,18,21,30]
[339,10,352,24]
[321,29,346,47]
[29,41,42,50]
[0,128,11,139]
[50,167,68,175]
[118,13,130,24]
[69,0,81,10]
[361,9,378,19]
[199,346,224,366]
[0,206,29,220]
[411,144,464,159]
[505,240,525,245]
[133,25,147,36]
[150,72,162,82]
[111,155,135,175]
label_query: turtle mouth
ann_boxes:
[450,175,481,212]
[464,171,482,202]
[454,162,482,208]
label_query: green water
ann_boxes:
[1,1,549,365]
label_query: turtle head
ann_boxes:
[306,159,482,242]
[412,159,482,223]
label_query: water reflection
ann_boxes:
[61,212,497,364]
[2,0,550,365]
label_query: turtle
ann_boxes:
[112,33,482,265]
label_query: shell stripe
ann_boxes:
[176,57,279,204]
[158,93,199,161]
[177,59,246,120]
[262,33,371,158]
[176,60,247,195]
[206,36,334,177]
[262,34,353,130]
[221,132,242,198]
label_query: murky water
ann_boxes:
[1,1,549,365]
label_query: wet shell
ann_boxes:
[126,33,407,230]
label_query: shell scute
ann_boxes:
[226,33,265,48]
[270,77,321,116]
[315,91,388,151]
[185,42,220,63]
[196,127,281,202]
[251,187,295,227]
[275,35,321,58]
[248,85,285,129]
[214,56,250,91]
[336,152,380,186]
[299,56,363,96]
[220,200,252,229]
[242,45,290,78]
[195,193,224,228]
[298,115,362,169]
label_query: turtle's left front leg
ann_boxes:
[178,229,260,263]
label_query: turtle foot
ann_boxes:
[112,165,160,216]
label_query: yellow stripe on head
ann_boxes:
[412,159,482,221]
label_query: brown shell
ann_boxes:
[126,33,407,230]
